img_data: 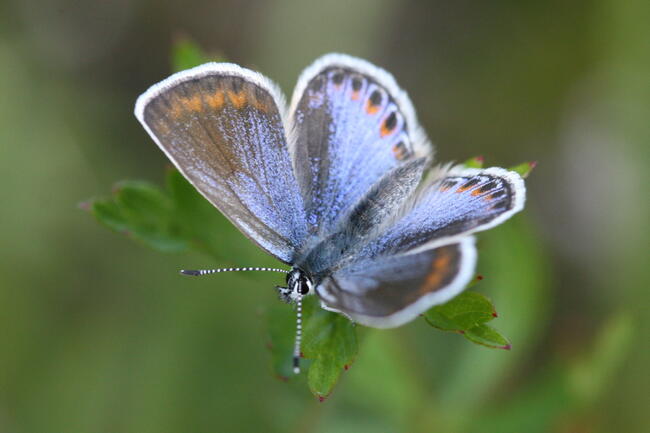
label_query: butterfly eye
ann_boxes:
[298,279,310,295]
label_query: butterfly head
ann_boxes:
[278,267,314,303]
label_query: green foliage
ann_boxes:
[301,297,358,400]
[424,291,511,349]
[87,179,188,253]
[462,156,536,179]
[266,296,358,400]
[85,169,239,261]
[509,161,537,178]
[462,155,485,168]
[171,36,223,72]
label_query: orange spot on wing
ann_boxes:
[420,249,452,293]
[456,180,479,193]
[485,190,505,201]
[366,100,380,115]
[471,188,484,196]
[227,91,247,109]
[380,124,393,137]
[392,143,407,160]
[205,91,225,109]
[351,90,360,100]
[181,95,203,112]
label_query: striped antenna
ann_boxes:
[293,294,303,374]
[180,267,290,276]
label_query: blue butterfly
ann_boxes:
[135,54,526,373]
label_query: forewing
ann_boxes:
[361,167,526,258]
[135,63,307,263]
[288,53,432,237]
[316,238,476,328]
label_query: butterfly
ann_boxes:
[134,53,526,373]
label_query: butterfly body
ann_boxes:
[135,53,526,330]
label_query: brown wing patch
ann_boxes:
[317,242,470,322]
[419,247,453,293]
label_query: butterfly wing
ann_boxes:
[316,238,476,328]
[362,167,526,257]
[314,167,525,327]
[288,53,432,239]
[135,63,307,263]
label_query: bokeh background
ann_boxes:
[1,0,648,432]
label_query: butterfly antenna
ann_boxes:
[180,267,289,276]
[293,294,303,374]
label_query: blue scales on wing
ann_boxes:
[361,167,526,258]
[312,167,525,327]
[288,54,431,241]
[135,64,307,263]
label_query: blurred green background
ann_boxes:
[0,0,647,432]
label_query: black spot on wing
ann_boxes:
[384,111,397,131]
[332,71,345,85]
[351,76,362,91]
[310,75,324,91]
[478,181,498,194]
[369,90,383,106]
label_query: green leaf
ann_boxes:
[463,155,485,168]
[464,324,511,349]
[425,291,495,330]
[89,198,128,233]
[302,297,358,400]
[171,37,210,72]
[171,37,224,72]
[88,180,187,252]
[424,291,510,350]
[508,161,537,178]
[264,296,358,400]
